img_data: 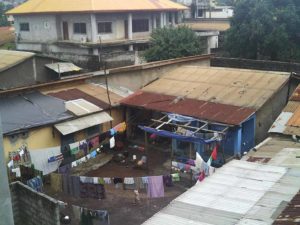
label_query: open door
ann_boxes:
[62,21,69,40]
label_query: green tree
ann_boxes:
[0,3,13,27]
[224,0,300,61]
[144,26,206,62]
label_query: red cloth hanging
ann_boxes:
[211,145,218,160]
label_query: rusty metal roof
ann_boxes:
[143,66,289,110]
[289,85,300,101]
[273,191,300,224]
[47,88,110,109]
[181,21,230,31]
[0,50,35,72]
[7,0,187,15]
[121,90,255,125]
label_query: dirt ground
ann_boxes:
[45,143,191,225]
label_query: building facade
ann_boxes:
[7,0,187,59]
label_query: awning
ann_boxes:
[54,112,113,135]
[45,62,82,73]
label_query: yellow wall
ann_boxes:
[4,107,125,161]
[3,126,61,161]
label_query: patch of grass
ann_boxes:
[0,42,16,50]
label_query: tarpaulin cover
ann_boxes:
[138,125,217,144]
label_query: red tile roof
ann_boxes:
[121,91,255,125]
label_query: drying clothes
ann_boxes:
[71,176,81,198]
[90,150,97,158]
[103,177,112,184]
[171,173,180,182]
[93,177,99,184]
[113,178,123,184]
[113,122,126,133]
[70,142,80,155]
[12,167,21,177]
[198,171,205,182]
[76,206,110,225]
[211,145,218,160]
[98,178,105,185]
[29,146,62,175]
[124,177,135,190]
[71,161,77,168]
[109,137,115,148]
[147,176,164,198]
[88,136,100,150]
[124,177,135,184]
[195,152,205,172]
[48,153,64,163]
[141,177,149,184]
[58,164,71,174]
[7,160,13,168]
[50,173,63,192]
[110,128,117,136]
[27,176,43,192]
[185,164,191,172]
[163,175,173,187]
[80,176,94,184]
[134,177,145,190]
[62,174,70,194]
[79,140,88,155]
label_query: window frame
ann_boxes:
[132,19,149,33]
[73,22,87,34]
[20,22,30,32]
[97,21,113,34]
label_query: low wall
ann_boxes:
[211,57,300,73]
[10,181,60,225]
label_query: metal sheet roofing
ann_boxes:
[6,0,187,15]
[54,111,113,135]
[65,99,101,116]
[0,91,72,134]
[121,90,255,125]
[143,159,299,225]
[45,63,82,73]
[269,84,300,136]
[142,66,289,110]
[43,83,123,107]
[182,21,230,31]
[0,50,35,72]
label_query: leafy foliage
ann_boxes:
[144,26,205,62]
[224,0,300,61]
[0,3,13,27]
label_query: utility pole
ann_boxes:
[0,115,15,225]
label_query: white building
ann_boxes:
[6,0,187,57]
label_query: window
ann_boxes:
[20,23,30,31]
[132,19,149,33]
[98,22,112,33]
[197,9,204,17]
[73,23,86,34]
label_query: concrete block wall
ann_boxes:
[10,182,60,225]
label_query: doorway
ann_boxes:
[62,21,69,40]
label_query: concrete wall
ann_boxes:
[0,58,35,89]
[3,126,61,160]
[10,181,60,225]
[0,56,60,89]
[91,55,211,91]
[14,15,58,42]
[211,57,300,73]
[255,82,290,144]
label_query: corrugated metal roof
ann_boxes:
[0,50,35,72]
[54,111,113,135]
[287,107,300,127]
[121,90,255,125]
[289,85,300,101]
[282,101,300,113]
[6,0,187,15]
[44,83,122,107]
[45,63,81,73]
[269,112,293,134]
[182,21,230,31]
[0,91,72,134]
[242,137,300,224]
[143,160,299,225]
[142,66,289,110]
[65,99,101,116]
[273,191,300,224]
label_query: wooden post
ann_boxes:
[145,131,149,173]
[171,140,174,173]
[189,142,193,186]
